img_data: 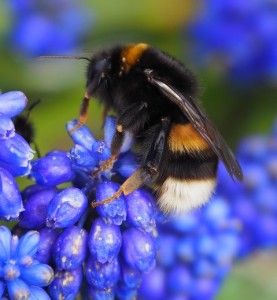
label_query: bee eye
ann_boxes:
[95,59,107,72]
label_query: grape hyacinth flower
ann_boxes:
[8,0,94,56]
[0,91,35,220]
[0,226,54,299]
[17,112,244,299]
[187,0,277,83]
[139,197,240,300]
[24,116,157,299]
[217,120,277,256]
[0,88,258,299]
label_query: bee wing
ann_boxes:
[145,70,243,181]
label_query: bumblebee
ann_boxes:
[13,99,41,157]
[71,43,243,214]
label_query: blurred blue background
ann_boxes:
[0,0,276,299]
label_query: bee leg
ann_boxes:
[102,104,111,127]
[91,118,170,207]
[92,102,149,177]
[69,94,90,134]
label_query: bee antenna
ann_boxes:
[37,55,91,62]
[28,99,41,112]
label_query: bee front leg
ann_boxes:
[92,117,171,208]
[92,102,149,177]
[69,94,90,134]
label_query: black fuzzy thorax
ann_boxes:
[107,46,199,126]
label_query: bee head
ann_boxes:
[86,54,112,98]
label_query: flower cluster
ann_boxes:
[18,115,157,299]
[139,197,240,300]
[0,91,34,220]
[8,0,94,56]
[0,226,54,299]
[217,120,277,257]
[187,0,277,83]
[2,89,275,299]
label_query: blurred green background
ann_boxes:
[0,1,276,299]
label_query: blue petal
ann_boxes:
[156,233,177,268]
[53,226,88,270]
[66,120,96,150]
[139,267,166,300]
[88,218,121,264]
[35,227,59,264]
[20,264,54,287]
[115,283,137,300]
[91,140,111,161]
[0,160,31,177]
[29,286,51,300]
[192,278,218,300]
[0,167,24,220]
[30,151,74,187]
[19,188,58,229]
[96,181,126,225]
[122,228,156,272]
[0,91,28,118]
[195,233,216,256]
[0,114,15,140]
[86,256,120,289]
[167,265,192,294]
[104,116,133,153]
[22,184,50,199]
[49,267,82,300]
[16,230,40,259]
[46,187,88,228]
[7,278,31,300]
[68,144,98,168]
[119,261,141,289]
[0,226,11,262]
[88,287,115,300]
[114,152,138,178]
[126,189,156,232]
[0,133,34,172]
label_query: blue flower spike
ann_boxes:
[0,88,263,300]
[53,226,88,270]
[96,181,127,225]
[46,187,88,228]
[0,226,54,299]
[0,167,24,220]
[88,217,122,264]
[30,150,74,187]
[0,91,28,117]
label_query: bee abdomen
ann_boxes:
[155,122,218,214]
[156,178,216,214]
